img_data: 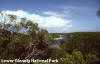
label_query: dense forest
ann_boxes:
[0,11,100,64]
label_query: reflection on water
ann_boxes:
[50,37,69,48]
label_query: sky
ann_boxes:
[0,0,100,33]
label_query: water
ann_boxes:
[49,37,69,48]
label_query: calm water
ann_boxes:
[50,37,69,48]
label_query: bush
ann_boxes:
[60,50,100,64]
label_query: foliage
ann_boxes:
[60,50,85,64]
[60,50,100,64]
[86,54,100,64]
[97,10,100,17]
[0,12,100,64]
[61,32,100,57]
[0,12,50,60]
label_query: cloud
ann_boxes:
[69,6,89,11]
[43,11,57,16]
[59,5,92,14]
[42,11,71,18]
[1,10,73,33]
[1,10,99,33]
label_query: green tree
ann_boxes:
[26,20,39,35]
[86,54,100,64]
[60,50,85,64]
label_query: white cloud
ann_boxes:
[1,10,73,33]
[1,10,98,33]
[43,11,57,16]
[42,11,71,18]
[60,5,91,13]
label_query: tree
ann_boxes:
[0,12,10,30]
[0,11,52,61]
[25,20,39,35]
[60,50,85,64]
[86,54,100,64]
[9,14,17,22]
[97,10,100,17]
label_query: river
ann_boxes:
[49,36,69,48]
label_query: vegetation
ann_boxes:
[60,32,100,64]
[97,10,100,17]
[60,50,100,64]
[0,12,100,64]
[0,12,51,60]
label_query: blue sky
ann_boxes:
[0,0,100,33]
